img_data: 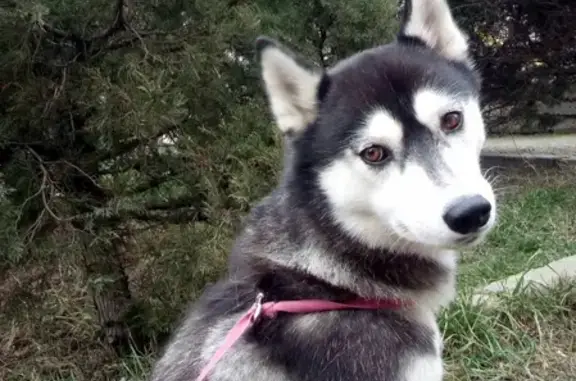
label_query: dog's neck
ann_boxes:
[234,190,458,314]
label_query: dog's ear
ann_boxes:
[399,0,471,66]
[255,36,328,136]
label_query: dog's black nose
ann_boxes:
[443,195,492,234]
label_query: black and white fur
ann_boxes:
[150,1,497,380]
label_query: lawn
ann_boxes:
[1,167,575,381]
[443,167,576,381]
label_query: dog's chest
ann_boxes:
[403,354,444,381]
[401,308,444,381]
[246,309,443,381]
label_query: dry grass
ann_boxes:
[0,223,231,381]
[1,166,575,380]
[0,262,119,381]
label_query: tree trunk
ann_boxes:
[81,229,134,354]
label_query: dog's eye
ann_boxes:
[441,111,463,132]
[360,145,390,164]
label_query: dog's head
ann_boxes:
[256,0,496,251]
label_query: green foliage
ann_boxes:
[0,0,399,378]
[254,0,398,66]
[0,0,398,252]
[448,0,576,134]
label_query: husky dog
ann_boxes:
[149,0,497,380]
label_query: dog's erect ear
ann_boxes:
[255,36,326,136]
[399,0,470,65]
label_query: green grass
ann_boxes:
[1,170,575,381]
[442,170,576,380]
[443,282,575,381]
[459,186,576,288]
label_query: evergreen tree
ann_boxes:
[0,0,398,378]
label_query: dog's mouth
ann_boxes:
[454,233,482,247]
[390,219,488,249]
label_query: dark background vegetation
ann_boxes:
[0,0,574,380]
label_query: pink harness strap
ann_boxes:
[195,293,411,381]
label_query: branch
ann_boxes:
[69,191,209,227]
[58,160,105,191]
[143,195,204,211]
[101,31,175,54]
[70,205,210,226]
[315,26,328,68]
[311,0,333,68]
[42,67,68,117]
[94,122,180,164]
[92,0,133,42]
[34,0,133,49]
[127,172,175,195]
[27,148,70,222]
[35,18,85,44]
[123,207,209,224]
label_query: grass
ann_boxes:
[443,282,575,381]
[0,168,575,380]
[459,185,576,288]
[442,167,576,380]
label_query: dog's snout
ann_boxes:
[443,195,491,235]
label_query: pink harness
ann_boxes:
[195,293,412,381]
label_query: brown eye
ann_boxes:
[441,111,463,132]
[360,145,390,165]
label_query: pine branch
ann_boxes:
[124,207,209,224]
[143,195,205,212]
[70,204,210,226]
[93,123,180,164]
[34,0,135,62]
[127,173,176,195]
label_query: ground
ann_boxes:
[1,166,575,381]
[483,133,576,160]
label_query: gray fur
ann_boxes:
[150,1,491,380]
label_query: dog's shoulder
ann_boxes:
[148,279,254,381]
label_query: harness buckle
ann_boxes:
[251,292,264,322]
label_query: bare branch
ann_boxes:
[42,67,68,117]
[58,160,104,190]
[27,148,70,222]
